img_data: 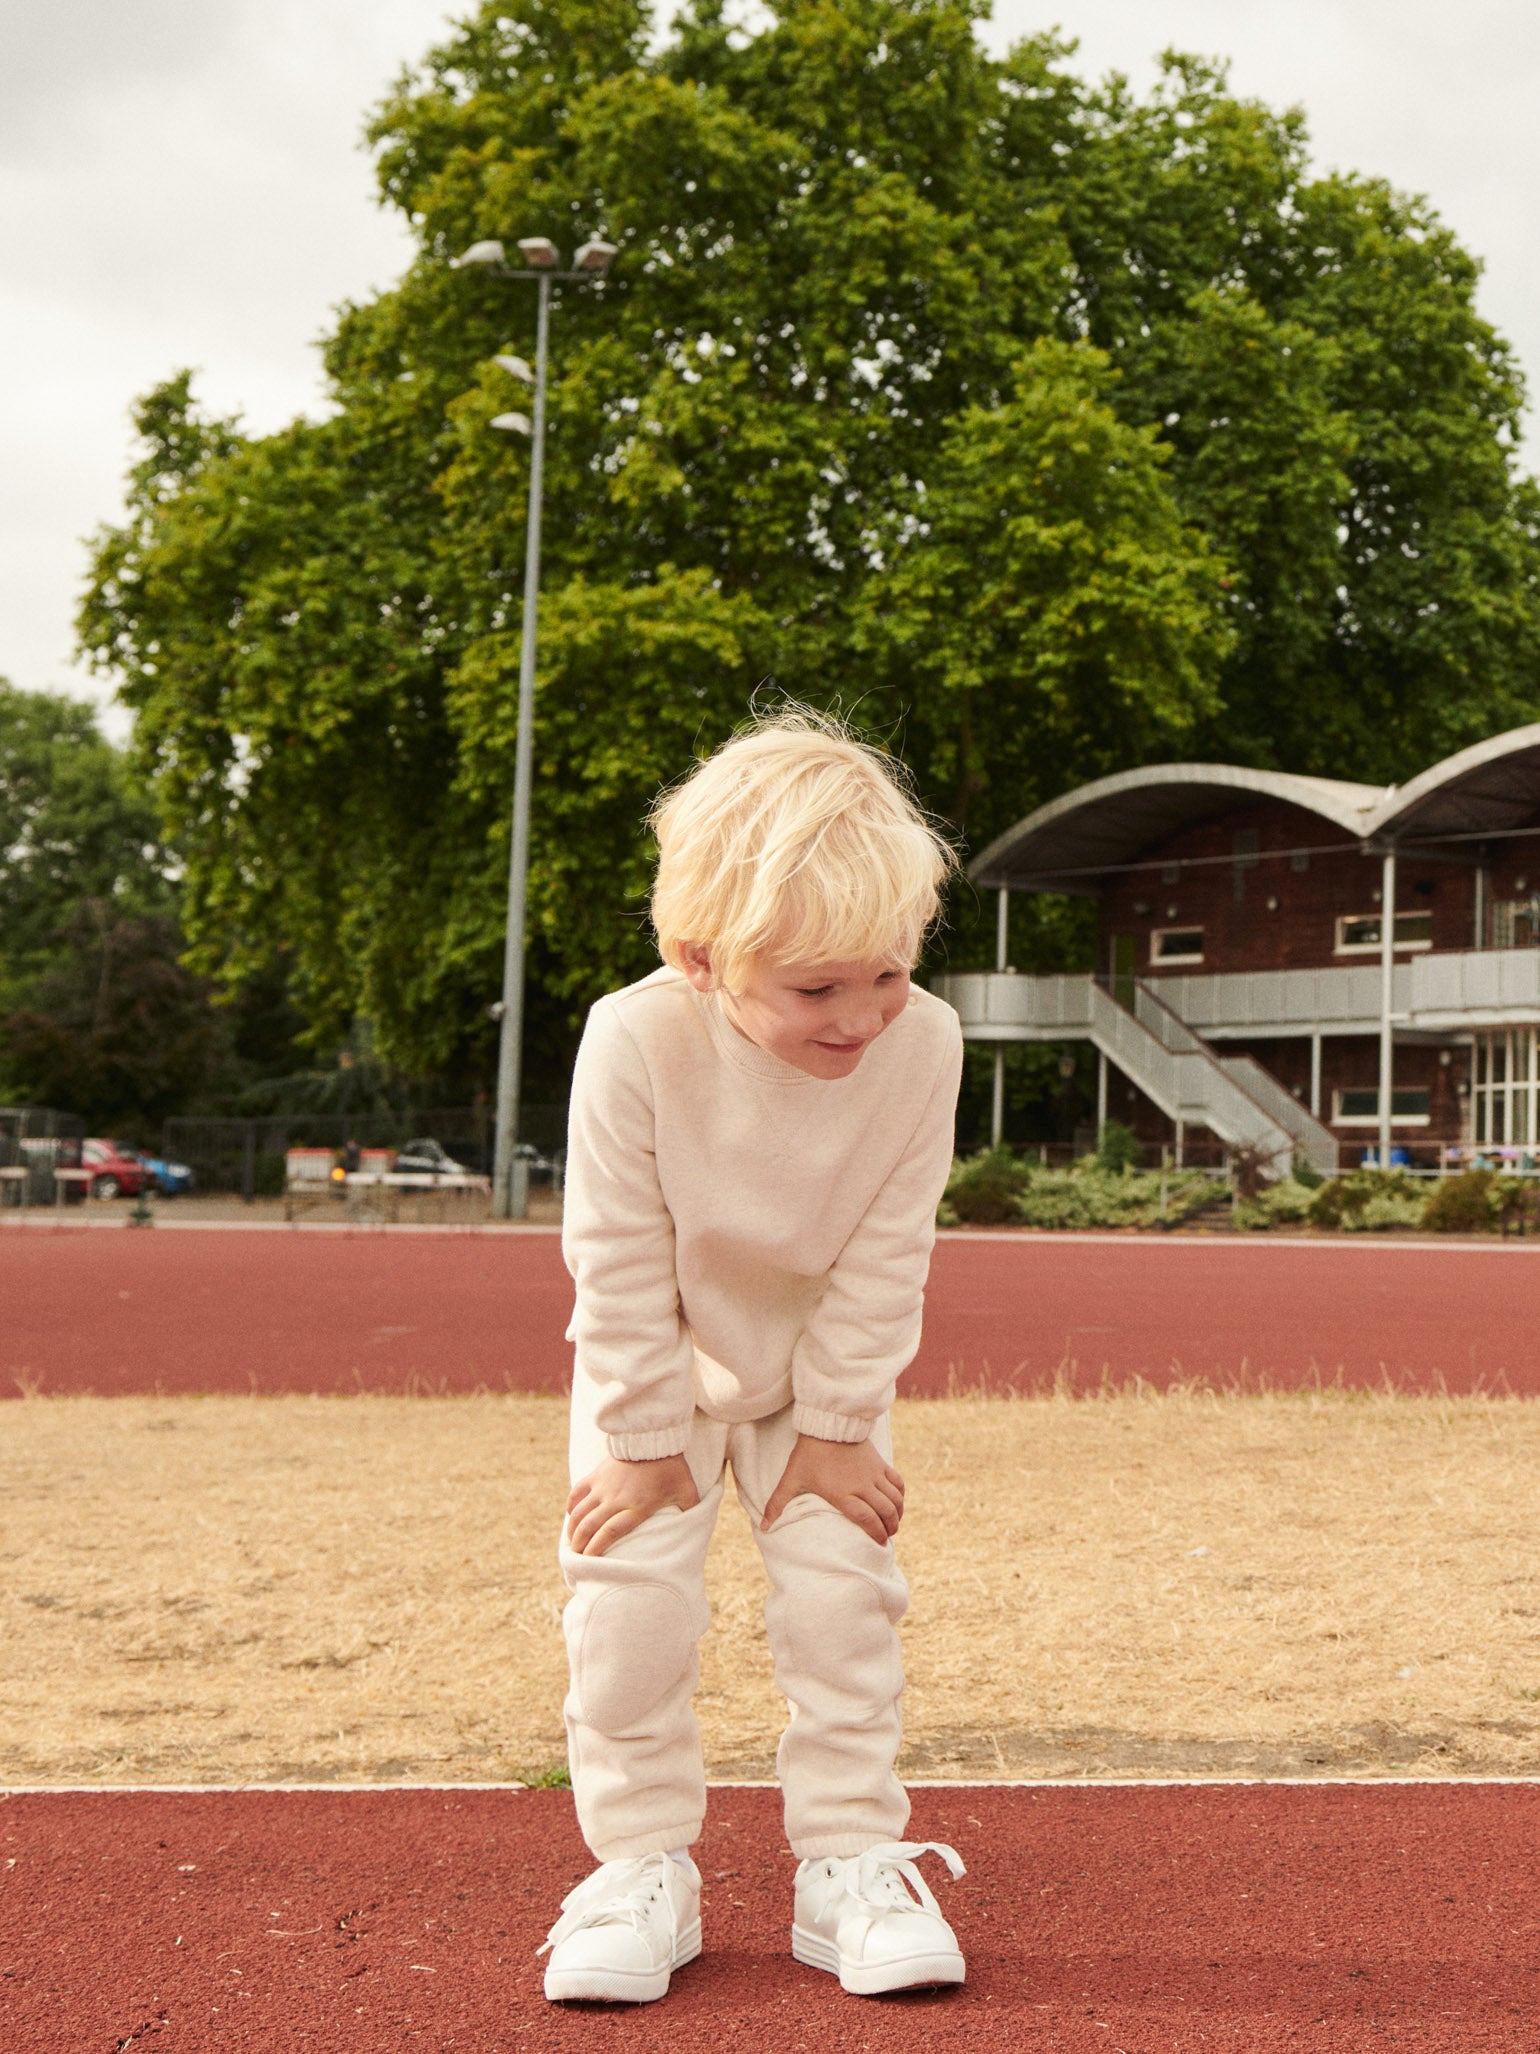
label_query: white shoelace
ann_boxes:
[843,1840,966,1922]
[538,1854,678,1956]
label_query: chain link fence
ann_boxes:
[161,1105,566,1199]
[0,1106,86,1205]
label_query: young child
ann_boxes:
[540,710,966,2003]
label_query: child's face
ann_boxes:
[682,948,912,1079]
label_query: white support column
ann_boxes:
[1377,844,1397,1169]
[991,883,1010,1149]
[1174,1116,1185,1168]
[1473,861,1488,950]
[1096,1048,1108,1135]
[1309,1032,1323,1121]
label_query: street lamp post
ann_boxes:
[457,233,616,1218]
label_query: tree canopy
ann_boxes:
[79,0,1540,1091]
[0,680,217,1127]
[0,680,314,1130]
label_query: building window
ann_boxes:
[1333,1088,1431,1126]
[1490,898,1540,950]
[1334,911,1434,954]
[1151,927,1204,964]
[1472,1028,1538,1147]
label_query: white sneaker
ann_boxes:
[540,1852,702,2002]
[792,1840,966,1995]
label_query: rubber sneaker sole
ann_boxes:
[544,1918,702,2003]
[792,1922,965,1996]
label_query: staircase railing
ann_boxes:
[1090,976,1296,1169]
[1216,1056,1339,1177]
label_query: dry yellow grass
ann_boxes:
[3,1390,1539,1786]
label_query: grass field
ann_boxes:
[5,1389,1540,1786]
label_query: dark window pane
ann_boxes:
[1336,1088,1431,1121]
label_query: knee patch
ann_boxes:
[571,1582,695,1734]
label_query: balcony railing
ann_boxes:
[1409,946,1540,1021]
[933,946,1540,1040]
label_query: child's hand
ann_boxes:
[566,1454,700,1557]
[761,1433,905,1543]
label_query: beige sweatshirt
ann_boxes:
[561,967,963,1461]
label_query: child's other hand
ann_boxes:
[566,1455,700,1557]
[761,1433,905,1544]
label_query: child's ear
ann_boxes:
[677,944,716,993]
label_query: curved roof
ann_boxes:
[970,763,1387,894]
[1367,722,1540,842]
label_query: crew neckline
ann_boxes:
[696,986,822,1085]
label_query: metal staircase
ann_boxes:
[928,967,1343,1175]
[1088,979,1336,1177]
[1216,1054,1339,1178]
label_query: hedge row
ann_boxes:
[941,1152,1540,1236]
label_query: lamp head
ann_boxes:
[490,411,533,436]
[517,237,561,269]
[573,238,618,274]
[493,353,536,384]
[457,239,507,266]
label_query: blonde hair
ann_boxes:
[649,709,956,995]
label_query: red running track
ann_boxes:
[3,1224,1539,1399]
[3,1782,1538,2050]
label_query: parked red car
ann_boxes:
[82,1138,150,1201]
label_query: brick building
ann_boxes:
[932,726,1540,1173]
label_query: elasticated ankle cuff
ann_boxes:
[588,1822,703,1863]
[790,1832,903,1860]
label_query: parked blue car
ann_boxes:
[134,1151,196,1197]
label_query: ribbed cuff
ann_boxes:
[791,1404,874,1445]
[605,1426,691,1462]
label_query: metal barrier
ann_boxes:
[0,1106,85,1206]
[162,1106,566,1200]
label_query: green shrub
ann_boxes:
[1345,1187,1429,1233]
[1013,1163,1214,1230]
[1421,1168,1498,1234]
[1307,1169,1427,1231]
[942,1146,1031,1226]
[1094,1119,1140,1173]
[1261,1177,1315,1224]
[254,1152,287,1198]
[1233,1177,1315,1231]
[1497,1177,1540,1235]
[1291,1154,1325,1190]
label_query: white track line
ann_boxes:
[0,1217,560,1236]
[5,1776,1539,1795]
[936,1230,1540,1253]
[3,1218,1537,1250]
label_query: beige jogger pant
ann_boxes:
[559,1371,911,1862]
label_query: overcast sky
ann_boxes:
[5,0,1538,735]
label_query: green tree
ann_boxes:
[78,0,1540,1091]
[2,905,226,1132]
[0,680,310,1129]
[0,680,208,1127]
[862,338,1231,835]
[0,679,165,987]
